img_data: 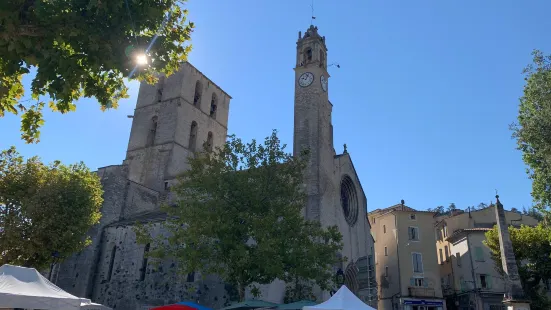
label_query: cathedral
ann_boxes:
[56,25,376,310]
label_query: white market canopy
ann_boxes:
[303,286,376,310]
[0,264,111,310]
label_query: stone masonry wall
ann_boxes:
[56,165,129,298]
[93,223,229,310]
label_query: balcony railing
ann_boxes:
[408,286,436,298]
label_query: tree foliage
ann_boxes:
[136,131,343,302]
[484,224,551,310]
[428,205,445,215]
[512,50,551,215]
[0,147,103,269]
[0,0,193,143]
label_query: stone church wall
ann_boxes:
[92,223,229,310]
[56,164,130,298]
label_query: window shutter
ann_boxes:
[408,227,413,240]
[410,277,415,286]
[487,276,492,289]
[423,279,428,288]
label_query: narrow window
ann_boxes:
[206,132,213,152]
[480,274,490,289]
[193,81,202,106]
[372,217,376,224]
[156,88,163,103]
[146,116,158,147]
[187,271,195,282]
[384,246,388,256]
[140,243,150,281]
[164,181,169,190]
[475,246,485,261]
[412,253,423,273]
[383,225,386,234]
[385,266,389,277]
[209,93,217,119]
[107,245,116,281]
[439,248,444,264]
[319,50,325,67]
[189,121,198,151]
[443,225,448,238]
[456,252,461,266]
[156,75,165,103]
[444,246,450,261]
[306,48,312,61]
[408,227,419,241]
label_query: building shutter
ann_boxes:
[475,247,484,261]
[410,277,415,286]
[408,227,413,240]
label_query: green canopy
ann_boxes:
[219,300,278,310]
[277,300,317,310]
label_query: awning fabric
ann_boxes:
[302,286,376,310]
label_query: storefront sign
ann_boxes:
[403,299,444,306]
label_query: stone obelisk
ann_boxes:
[494,195,530,310]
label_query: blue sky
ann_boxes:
[1,0,551,212]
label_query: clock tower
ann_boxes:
[294,25,335,222]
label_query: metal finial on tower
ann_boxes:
[310,0,316,25]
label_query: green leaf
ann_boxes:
[0,0,193,143]
[135,130,342,302]
[0,147,103,270]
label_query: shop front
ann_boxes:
[402,298,445,310]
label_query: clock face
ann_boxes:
[320,75,328,92]
[298,72,314,87]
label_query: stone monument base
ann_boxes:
[504,300,530,310]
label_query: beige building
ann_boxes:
[434,205,539,310]
[369,202,446,310]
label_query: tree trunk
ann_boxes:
[238,282,246,302]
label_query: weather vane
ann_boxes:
[310,0,316,25]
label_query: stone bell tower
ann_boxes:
[293,25,335,222]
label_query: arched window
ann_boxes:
[146,116,158,147]
[193,81,202,106]
[210,93,217,119]
[319,50,325,67]
[304,48,312,62]
[189,121,198,151]
[206,132,213,152]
